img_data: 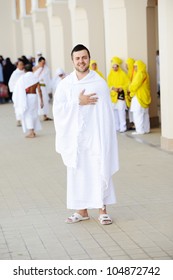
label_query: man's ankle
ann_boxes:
[77,209,88,217]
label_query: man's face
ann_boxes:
[39,60,45,67]
[18,61,24,70]
[72,50,90,73]
[91,63,97,71]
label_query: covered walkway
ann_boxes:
[0,103,173,260]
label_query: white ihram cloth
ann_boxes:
[8,68,25,121]
[53,70,119,210]
[8,68,25,92]
[51,68,66,95]
[130,96,150,134]
[12,72,41,133]
[34,65,51,115]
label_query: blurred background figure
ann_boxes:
[51,67,66,95]
[33,56,52,121]
[36,51,42,65]
[8,58,25,126]
[89,59,105,79]
[107,56,129,133]
[3,57,16,102]
[0,55,4,83]
[12,64,43,138]
[125,57,135,130]
[129,60,151,135]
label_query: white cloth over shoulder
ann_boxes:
[51,68,66,95]
[12,72,39,116]
[34,65,51,115]
[34,65,51,94]
[53,70,119,190]
[8,69,25,92]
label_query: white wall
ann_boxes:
[0,0,16,61]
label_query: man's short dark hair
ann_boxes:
[71,44,90,59]
[38,56,45,63]
[17,58,24,64]
[25,63,33,72]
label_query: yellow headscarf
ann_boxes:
[111,56,122,66]
[89,59,105,79]
[134,60,146,72]
[125,58,135,81]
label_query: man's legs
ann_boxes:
[26,128,35,138]
[118,108,127,132]
[114,109,120,131]
[133,110,145,134]
[143,109,150,133]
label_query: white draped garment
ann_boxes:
[8,68,25,120]
[8,68,25,92]
[12,72,41,133]
[34,65,51,115]
[53,70,119,209]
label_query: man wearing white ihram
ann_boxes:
[8,59,25,126]
[33,57,52,121]
[53,44,119,225]
[13,64,43,138]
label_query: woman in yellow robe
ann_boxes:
[125,58,135,125]
[129,60,151,134]
[107,56,130,132]
[125,58,135,81]
[89,60,105,79]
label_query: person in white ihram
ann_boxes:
[53,44,119,225]
[8,59,25,126]
[12,64,43,138]
[51,67,66,95]
[33,57,52,121]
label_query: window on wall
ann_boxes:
[26,0,31,15]
[38,0,46,8]
[16,0,20,19]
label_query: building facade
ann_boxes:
[0,0,173,151]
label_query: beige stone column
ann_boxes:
[69,0,106,76]
[158,0,173,151]
[103,0,128,74]
[21,17,34,57]
[31,3,51,69]
[47,0,72,74]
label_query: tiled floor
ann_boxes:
[0,103,173,260]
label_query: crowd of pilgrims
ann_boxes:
[0,53,151,136]
[0,55,36,103]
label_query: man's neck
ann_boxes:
[76,69,89,80]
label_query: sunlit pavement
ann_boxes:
[0,103,173,260]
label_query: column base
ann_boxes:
[161,136,173,152]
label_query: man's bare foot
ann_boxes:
[25,133,35,138]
